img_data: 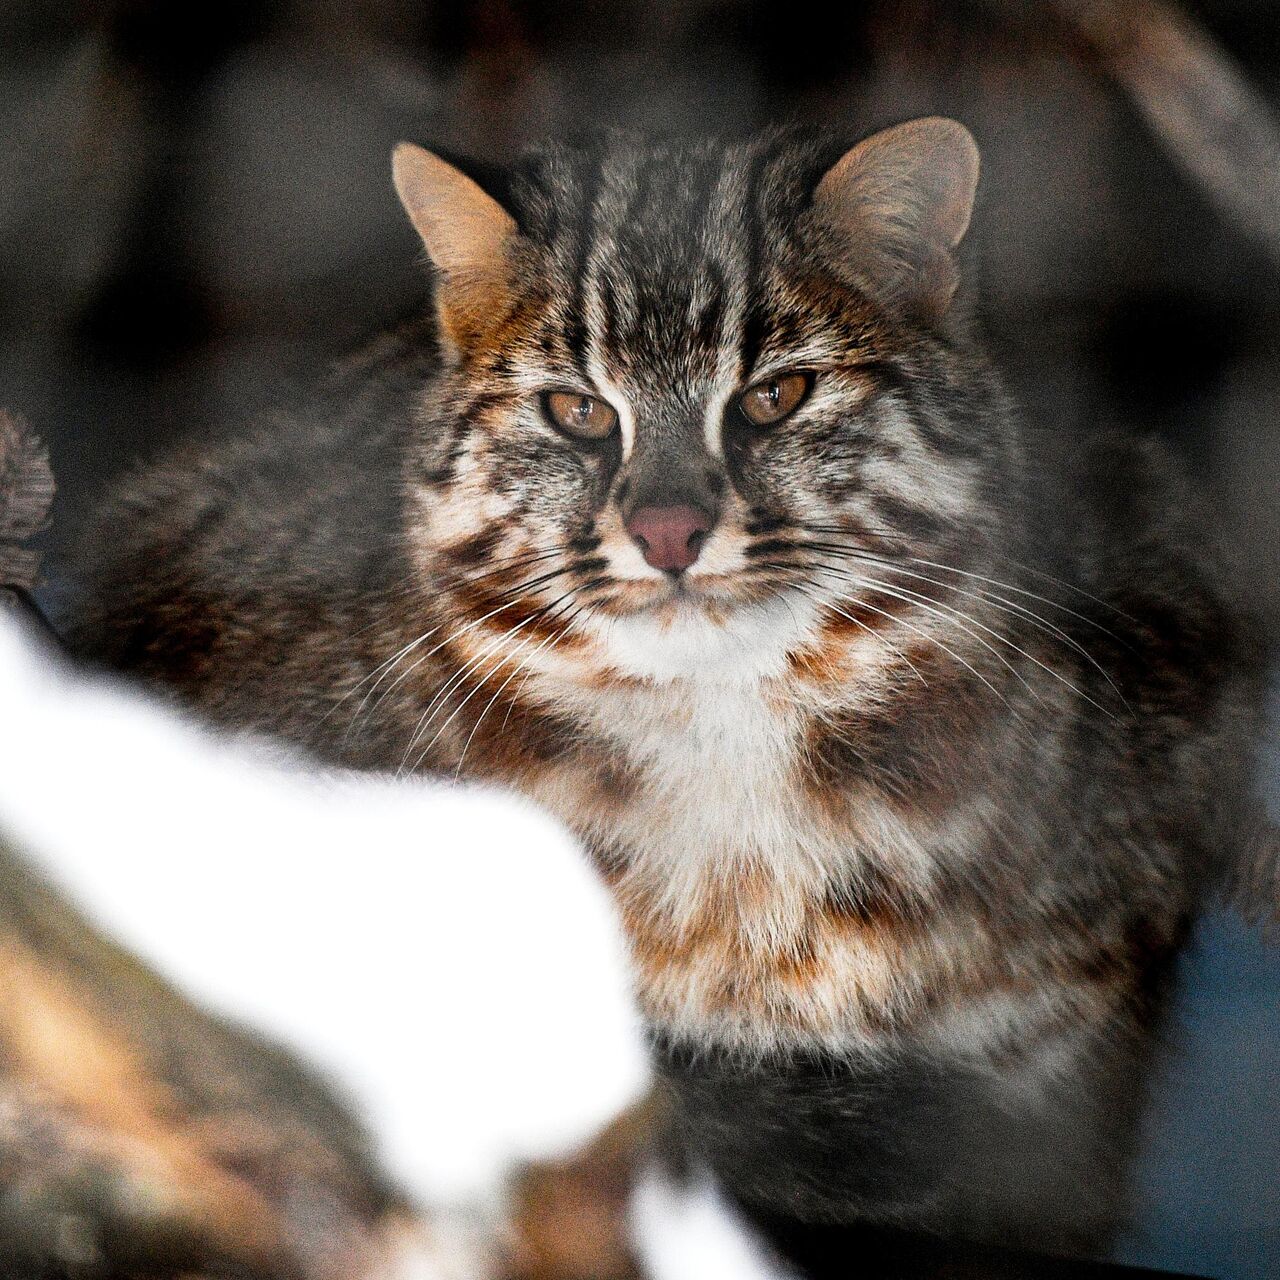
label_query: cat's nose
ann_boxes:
[626,505,713,573]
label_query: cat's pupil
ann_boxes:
[576,397,592,421]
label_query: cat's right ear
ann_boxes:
[812,118,980,324]
[392,142,520,355]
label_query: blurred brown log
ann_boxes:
[1047,0,1280,266]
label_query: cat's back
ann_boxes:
[65,319,439,734]
[1066,428,1266,697]
[1038,427,1269,881]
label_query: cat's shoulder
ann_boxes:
[79,318,436,566]
[63,314,441,676]
[1071,428,1268,718]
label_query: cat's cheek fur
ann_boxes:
[413,478,517,551]
[593,500,659,583]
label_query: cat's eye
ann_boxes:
[542,390,619,441]
[738,372,812,427]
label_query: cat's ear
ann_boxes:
[392,142,520,353]
[812,117,979,323]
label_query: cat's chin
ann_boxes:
[594,572,783,620]
[576,583,822,684]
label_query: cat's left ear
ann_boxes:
[812,117,980,323]
[392,142,520,354]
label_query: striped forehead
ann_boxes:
[583,148,753,382]
[512,133,838,442]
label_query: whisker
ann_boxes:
[446,545,565,587]
[789,580,1021,721]
[811,565,1041,702]
[756,564,928,687]
[398,615,542,774]
[499,610,587,732]
[337,626,446,741]
[500,660,542,734]
[327,547,568,737]
[453,598,587,778]
[805,560,1119,722]
[403,590,578,775]
[312,585,437,728]
[830,567,1119,720]
[395,575,583,771]
[801,522,1138,634]
[354,564,579,744]
[799,542,1130,710]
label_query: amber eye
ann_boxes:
[542,390,619,441]
[738,372,812,427]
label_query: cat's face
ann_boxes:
[396,123,1010,682]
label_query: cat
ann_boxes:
[63,118,1269,1267]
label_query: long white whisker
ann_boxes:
[453,601,584,778]
[894,562,1128,706]
[324,550,565,732]
[825,566,1118,722]
[336,626,445,741]
[760,566,927,687]
[789,581,1018,721]
[404,594,575,775]
[803,523,1136,636]
[812,567,1041,702]
[398,618,537,774]
[802,544,1130,711]
[355,565,576,745]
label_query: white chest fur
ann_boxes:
[525,660,943,1054]
[589,680,828,905]
[516,595,1010,1055]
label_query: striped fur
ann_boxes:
[69,123,1270,1257]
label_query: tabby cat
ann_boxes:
[68,118,1268,1266]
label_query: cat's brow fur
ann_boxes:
[67,124,1269,1259]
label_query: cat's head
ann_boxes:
[393,121,1016,683]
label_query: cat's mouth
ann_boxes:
[591,570,783,619]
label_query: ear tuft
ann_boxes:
[813,117,980,322]
[392,142,519,351]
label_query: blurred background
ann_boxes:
[0,1,1277,1275]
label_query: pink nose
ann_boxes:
[626,505,713,573]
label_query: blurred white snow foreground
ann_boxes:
[0,613,787,1280]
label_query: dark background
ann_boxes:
[1,2,1277,1276]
